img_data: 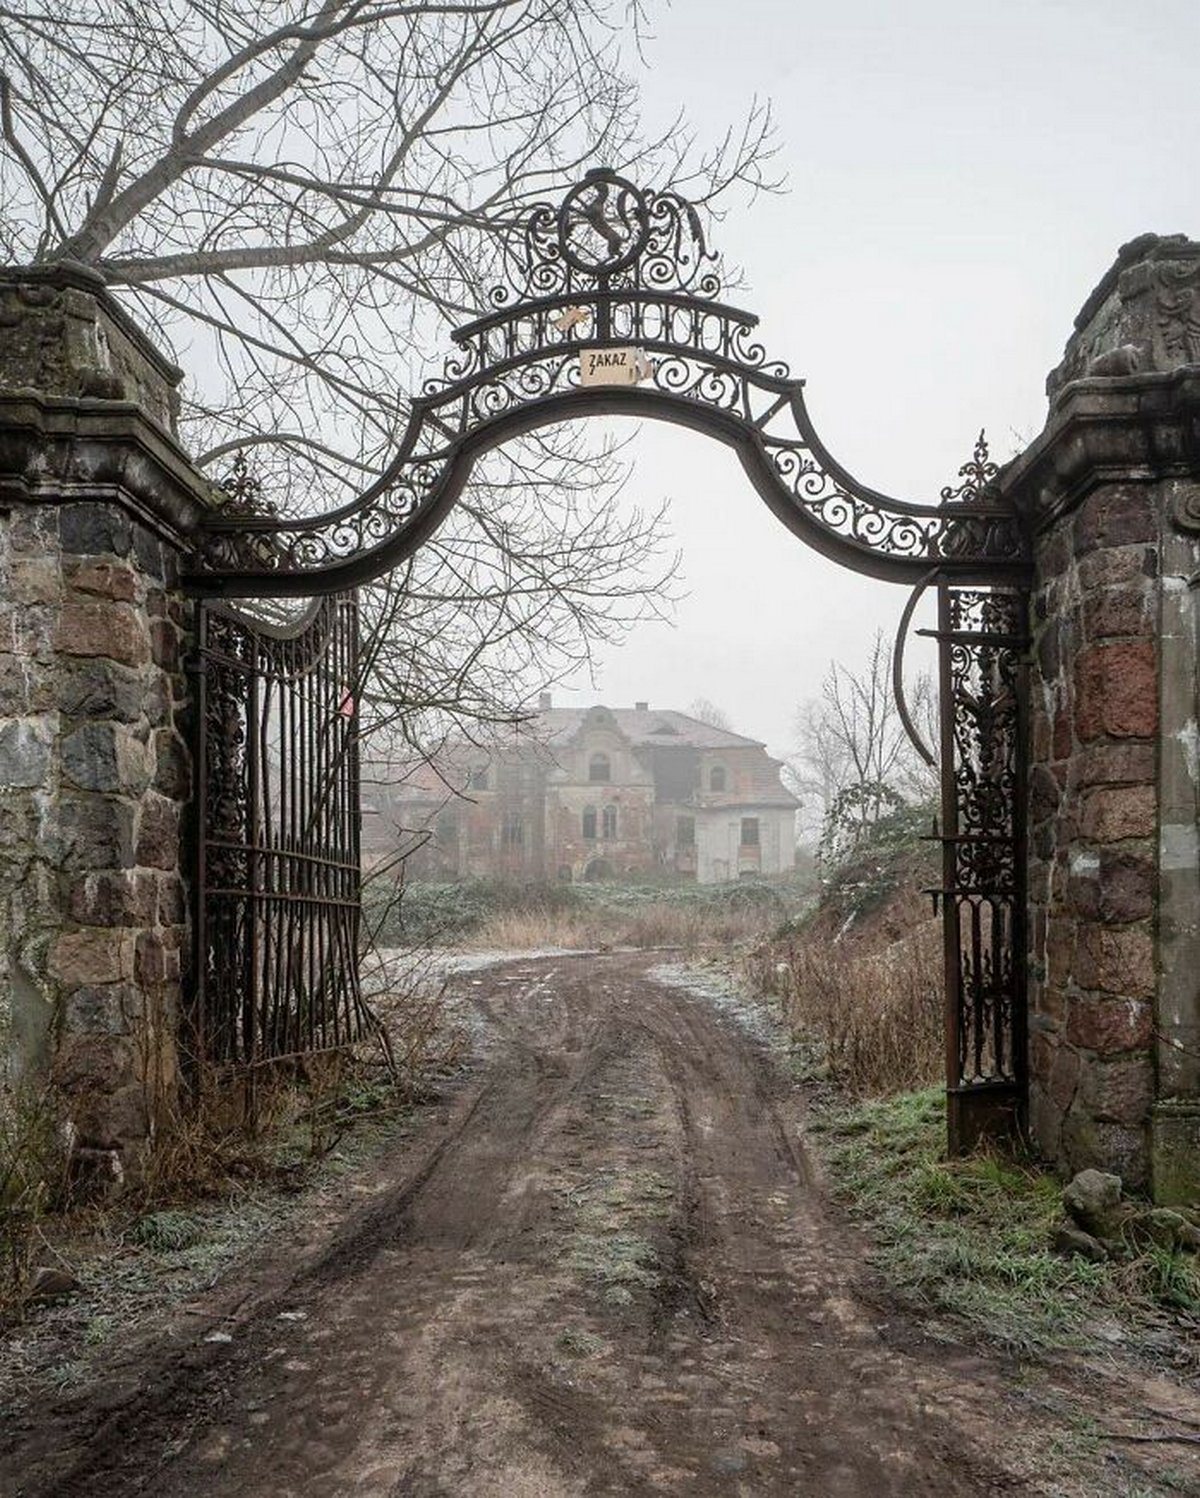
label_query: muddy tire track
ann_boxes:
[2,952,1188,1497]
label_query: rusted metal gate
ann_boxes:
[192,593,369,1066]
[932,580,1029,1149]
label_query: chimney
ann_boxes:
[635,700,648,711]
[539,692,552,710]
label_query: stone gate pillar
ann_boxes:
[0,264,212,1179]
[1003,234,1200,1201]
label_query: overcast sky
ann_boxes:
[552,0,1200,761]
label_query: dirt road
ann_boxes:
[2,953,1189,1496]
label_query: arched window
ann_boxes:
[588,751,611,783]
[710,765,726,792]
[602,804,618,839]
[582,806,597,840]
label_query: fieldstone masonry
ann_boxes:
[0,264,211,1177]
[1006,233,1200,1200]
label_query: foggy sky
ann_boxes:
[553,0,1200,762]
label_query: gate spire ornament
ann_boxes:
[191,169,1030,597]
[940,429,1000,506]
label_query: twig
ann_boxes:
[1105,1430,1200,1447]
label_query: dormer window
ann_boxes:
[709,765,726,792]
[588,751,611,784]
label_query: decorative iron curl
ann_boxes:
[189,169,1032,592]
[492,168,720,307]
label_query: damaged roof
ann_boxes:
[532,707,766,751]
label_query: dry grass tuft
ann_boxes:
[0,1085,70,1311]
[470,908,598,950]
[472,891,787,953]
[746,914,942,1096]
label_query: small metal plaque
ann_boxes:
[578,346,652,387]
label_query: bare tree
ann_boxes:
[359,427,680,754]
[1,1,774,760]
[687,697,732,731]
[0,0,773,507]
[791,630,937,859]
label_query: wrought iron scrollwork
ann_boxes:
[190,169,1030,595]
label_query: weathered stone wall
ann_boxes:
[1025,484,1159,1186]
[0,266,210,1179]
[0,501,191,1166]
[1008,233,1200,1200]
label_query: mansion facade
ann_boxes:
[364,699,798,884]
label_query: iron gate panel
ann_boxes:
[193,593,369,1065]
[932,579,1030,1151]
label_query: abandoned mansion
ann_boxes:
[364,700,799,883]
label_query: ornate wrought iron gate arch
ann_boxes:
[188,168,1033,1152]
[191,168,1026,598]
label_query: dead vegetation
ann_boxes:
[472,897,783,952]
[368,875,806,955]
[745,837,942,1097]
[0,954,463,1325]
[0,1086,70,1311]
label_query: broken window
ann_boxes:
[710,765,726,792]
